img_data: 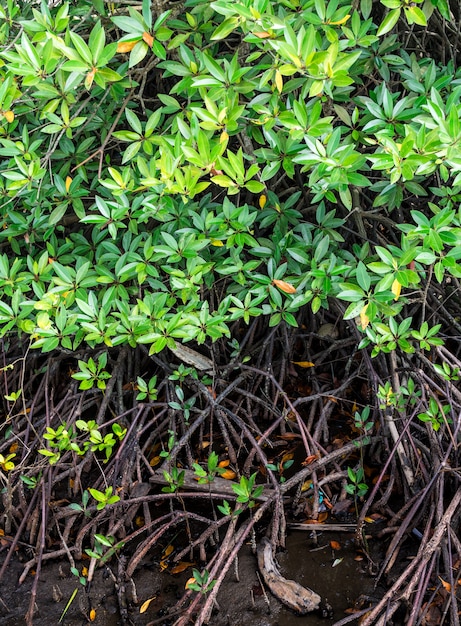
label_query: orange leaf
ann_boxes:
[272,279,296,294]
[149,455,161,467]
[330,540,341,550]
[140,596,156,613]
[218,460,230,468]
[163,544,174,558]
[220,469,237,480]
[292,361,315,368]
[170,561,194,574]
[302,454,319,466]
[253,31,272,38]
[439,577,451,592]
[142,32,154,47]
[117,40,138,53]
[185,577,196,589]
[89,608,96,621]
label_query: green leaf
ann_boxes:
[377,8,401,36]
[211,17,240,40]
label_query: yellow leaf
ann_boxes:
[391,279,401,301]
[4,110,14,123]
[135,516,144,527]
[220,130,229,144]
[272,279,296,294]
[328,14,350,25]
[301,480,313,492]
[259,194,267,209]
[275,69,283,93]
[82,566,88,577]
[185,577,196,590]
[149,455,161,467]
[117,40,138,53]
[218,459,230,468]
[210,239,224,247]
[142,31,154,47]
[89,608,96,621]
[292,361,315,368]
[359,304,369,330]
[139,596,156,613]
[65,176,72,192]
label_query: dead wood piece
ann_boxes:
[257,537,321,614]
[288,523,356,532]
[149,468,276,501]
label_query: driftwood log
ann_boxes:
[257,537,322,614]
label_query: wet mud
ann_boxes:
[0,531,376,626]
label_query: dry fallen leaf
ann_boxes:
[89,608,96,621]
[220,469,237,480]
[163,544,174,558]
[170,561,194,574]
[139,596,156,613]
[330,540,341,551]
[292,361,315,368]
[302,454,319,466]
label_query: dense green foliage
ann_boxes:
[0,0,459,374]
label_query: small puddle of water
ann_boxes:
[255,531,376,626]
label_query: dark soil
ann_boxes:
[0,531,377,626]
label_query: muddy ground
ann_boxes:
[1,530,381,626]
